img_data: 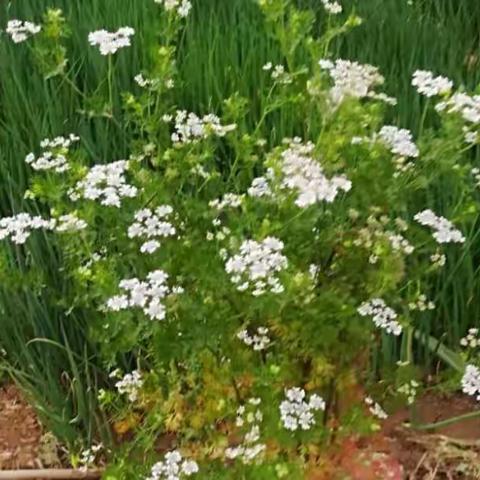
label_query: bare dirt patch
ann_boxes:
[0,384,42,470]
[378,392,480,479]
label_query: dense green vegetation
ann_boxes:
[0,0,479,477]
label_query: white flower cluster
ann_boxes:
[321,0,342,14]
[387,233,415,255]
[88,27,134,55]
[398,380,419,405]
[206,224,231,242]
[225,398,266,464]
[106,270,182,321]
[25,134,80,173]
[248,175,273,198]
[411,70,453,97]
[357,298,402,336]
[134,73,160,89]
[280,387,325,431]
[147,451,198,480]
[262,63,292,84]
[460,328,480,349]
[319,59,385,105]
[115,370,143,402]
[414,209,465,244]
[153,0,192,18]
[436,92,480,124]
[430,251,446,268]
[169,110,236,144]
[128,206,176,254]
[378,126,419,159]
[464,127,478,145]
[408,294,435,312]
[69,160,138,207]
[462,365,480,401]
[55,214,88,233]
[237,327,271,351]
[6,19,41,43]
[79,444,103,467]
[353,216,414,260]
[364,397,388,420]
[472,167,480,188]
[225,237,288,296]
[276,139,351,207]
[209,193,244,211]
[0,213,55,244]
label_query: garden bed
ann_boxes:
[2,384,480,479]
[2,0,480,478]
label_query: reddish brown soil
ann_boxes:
[0,384,42,469]
[373,392,480,479]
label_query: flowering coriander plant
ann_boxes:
[1,0,477,477]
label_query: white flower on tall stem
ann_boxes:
[154,0,192,18]
[321,0,342,14]
[88,27,134,55]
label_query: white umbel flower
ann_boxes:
[70,160,138,207]
[280,387,325,431]
[169,110,236,144]
[378,126,419,158]
[55,214,87,232]
[365,397,388,420]
[436,92,480,124]
[319,59,384,105]
[146,450,198,480]
[128,206,176,254]
[278,138,351,207]
[358,298,402,336]
[115,370,143,402]
[321,0,342,14]
[25,134,79,173]
[154,0,192,18]
[462,364,480,400]
[88,27,134,55]
[412,70,453,97]
[225,398,266,464]
[106,270,182,321]
[6,19,41,43]
[414,209,465,244]
[0,213,56,244]
[237,327,271,351]
[225,237,288,296]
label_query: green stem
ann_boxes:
[411,409,480,431]
[107,55,114,113]
[418,98,430,136]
